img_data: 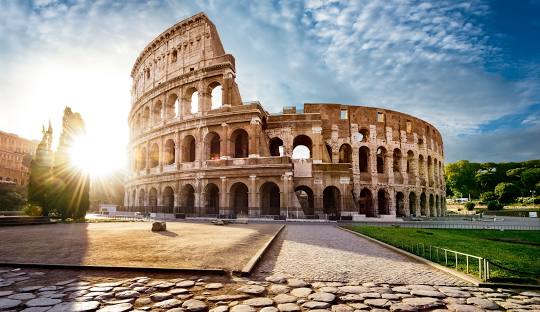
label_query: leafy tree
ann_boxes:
[464,202,475,211]
[521,168,540,192]
[479,191,497,203]
[0,184,25,211]
[445,160,480,198]
[475,169,497,193]
[494,182,521,203]
[487,200,504,210]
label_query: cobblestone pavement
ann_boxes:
[255,225,466,285]
[1,267,539,311]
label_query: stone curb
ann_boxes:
[0,262,227,275]
[336,226,480,286]
[237,224,286,276]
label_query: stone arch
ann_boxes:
[204,183,220,215]
[393,148,402,172]
[269,137,284,157]
[162,186,174,212]
[182,135,196,162]
[323,186,341,217]
[359,146,370,172]
[142,106,150,128]
[164,139,175,165]
[183,87,199,115]
[138,189,146,207]
[396,191,405,217]
[420,192,427,216]
[376,146,387,173]
[294,185,314,216]
[292,135,312,159]
[166,93,179,119]
[230,128,249,158]
[149,143,159,168]
[137,147,147,170]
[407,150,415,174]
[358,128,369,142]
[377,189,390,215]
[230,182,249,216]
[325,144,333,162]
[153,100,163,124]
[205,132,221,160]
[148,187,158,209]
[339,144,352,163]
[208,81,223,109]
[429,193,435,216]
[260,182,281,216]
[180,184,196,214]
[409,192,417,216]
[359,188,374,216]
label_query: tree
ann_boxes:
[0,184,25,211]
[494,182,520,203]
[445,160,480,198]
[27,123,54,215]
[521,168,540,193]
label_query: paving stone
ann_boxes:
[320,287,339,294]
[8,292,35,300]
[39,286,59,292]
[520,291,540,297]
[65,286,91,292]
[364,299,391,308]
[360,292,381,299]
[269,285,290,295]
[115,290,140,299]
[410,289,446,298]
[277,303,301,312]
[95,293,115,301]
[94,282,122,288]
[182,299,208,311]
[287,279,309,288]
[96,302,132,312]
[90,287,113,292]
[273,294,297,304]
[205,283,223,290]
[237,285,265,295]
[409,285,436,291]
[446,304,484,312]
[381,294,400,300]
[347,303,369,310]
[0,298,22,310]
[48,301,101,312]
[303,301,331,309]
[20,307,51,312]
[26,297,62,307]
[243,297,273,307]
[339,286,371,294]
[19,286,44,292]
[0,291,14,297]
[331,304,354,312]
[466,297,499,310]
[339,294,364,302]
[170,288,191,295]
[308,292,336,302]
[209,306,228,312]
[151,292,173,301]
[265,275,288,284]
[389,303,417,312]
[0,281,15,288]
[155,282,175,289]
[135,297,153,306]
[56,279,77,286]
[153,299,183,309]
[230,304,256,312]
[176,281,196,288]
[290,287,312,298]
[402,297,443,309]
[208,295,250,302]
[260,307,278,312]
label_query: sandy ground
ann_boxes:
[0,222,281,271]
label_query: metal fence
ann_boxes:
[343,221,540,231]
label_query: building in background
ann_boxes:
[0,130,39,186]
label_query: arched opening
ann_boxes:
[376,147,386,173]
[396,192,405,217]
[323,186,341,217]
[419,155,426,185]
[292,135,312,159]
[325,144,333,162]
[377,189,389,215]
[209,82,223,109]
[166,93,179,119]
[294,186,314,216]
[191,91,199,114]
[184,88,198,115]
[164,139,175,165]
[204,183,220,215]
[393,148,402,172]
[148,188,158,210]
[420,192,427,216]
[131,191,136,207]
[357,128,369,142]
[407,151,414,174]
[162,186,174,212]
[205,132,221,160]
[429,194,435,216]
[153,101,163,124]
[339,144,352,163]
[359,188,374,216]
[359,146,370,172]
[269,137,284,157]
[180,185,195,214]
[182,135,196,162]
[231,129,249,158]
[138,189,146,207]
[138,147,147,170]
[230,182,249,216]
[149,143,159,168]
[142,107,150,129]
[409,192,417,216]
[260,182,280,216]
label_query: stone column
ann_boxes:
[249,175,258,217]
[387,154,394,184]
[314,179,324,217]
[159,137,164,173]
[403,194,410,217]
[175,131,181,170]
[372,190,379,217]
[145,142,150,174]
[415,193,421,217]
[312,126,323,164]
[221,123,229,158]
[249,118,261,157]
[388,189,396,216]
[370,147,378,185]
[220,177,228,216]
[401,155,408,185]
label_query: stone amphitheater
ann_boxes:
[124,12,446,220]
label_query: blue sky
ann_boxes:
[0,0,539,167]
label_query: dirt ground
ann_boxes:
[0,222,281,271]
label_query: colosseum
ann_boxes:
[124,13,446,220]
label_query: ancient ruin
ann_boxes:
[124,13,446,220]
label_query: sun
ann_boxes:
[69,134,124,176]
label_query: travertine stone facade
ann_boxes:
[124,13,446,220]
[0,130,38,186]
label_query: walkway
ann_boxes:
[255,224,467,285]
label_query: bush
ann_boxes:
[480,191,497,203]
[487,200,504,211]
[23,204,43,216]
[535,196,540,204]
[464,202,476,211]
[494,182,520,203]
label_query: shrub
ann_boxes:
[23,204,43,216]
[494,182,520,203]
[480,191,497,203]
[464,202,476,211]
[534,196,540,204]
[487,200,504,211]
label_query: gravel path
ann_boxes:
[255,224,467,285]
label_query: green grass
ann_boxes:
[349,226,540,284]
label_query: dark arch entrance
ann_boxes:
[260,182,280,215]
[377,189,389,215]
[323,186,341,218]
[180,185,195,214]
[149,188,158,212]
[395,192,405,217]
[339,144,352,163]
[230,182,249,216]
[162,186,174,213]
[409,192,417,216]
[231,129,249,158]
[294,186,314,216]
[204,183,219,215]
[420,192,427,216]
[269,137,284,157]
[359,146,370,172]
[359,188,374,216]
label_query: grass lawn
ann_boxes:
[348,226,540,284]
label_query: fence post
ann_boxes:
[466,255,469,273]
[455,252,458,269]
[478,258,482,280]
[445,250,448,265]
